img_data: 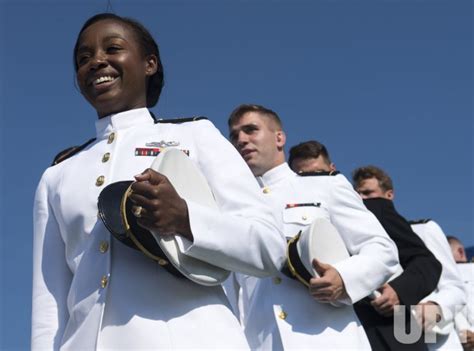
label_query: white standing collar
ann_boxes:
[95,108,154,138]
[256,162,295,189]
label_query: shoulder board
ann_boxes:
[298,170,340,177]
[408,218,432,225]
[51,137,96,166]
[155,116,208,124]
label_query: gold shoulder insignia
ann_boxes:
[51,138,96,166]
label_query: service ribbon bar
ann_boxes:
[135,148,162,156]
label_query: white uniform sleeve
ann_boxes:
[454,263,474,332]
[455,308,473,333]
[327,175,399,303]
[177,120,286,277]
[32,173,72,350]
[415,221,466,323]
[456,263,474,331]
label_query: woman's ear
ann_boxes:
[145,54,158,76]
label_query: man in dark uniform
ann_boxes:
[352,165,443,351]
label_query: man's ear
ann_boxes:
[385,189,395,200]
[329,163,336,172]
[145,54,158,76]
[276,130,286,148]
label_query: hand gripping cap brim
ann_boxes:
[148,148,230,286]
[98,180,184,278]
[97,148,230,285]
[287,218,349,287]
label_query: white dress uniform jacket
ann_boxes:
[32,108,286,350]
[235,163,399,350]
[454,263,474,339]
[411,220,466,350]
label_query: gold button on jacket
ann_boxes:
[100,275,108,288]
[96,176,105,186]
[278,311,287,320]
[263,187,271,194]
[102,153,110,163]
[99,241,109,253]
[107,133,115,144]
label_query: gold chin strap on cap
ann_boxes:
[286,231,311,288]
[120,183,169,266]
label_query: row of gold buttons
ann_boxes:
[272,275,288,319]
[98,133,115,289]
[99,238,109,288]
[258,185,289,320]
[96,132,115,187]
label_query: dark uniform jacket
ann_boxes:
[354,198,442,351]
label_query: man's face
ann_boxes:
[290,156,335,173]
[229,112,285,176]
[355,177,393,200]
[449,242,468,263]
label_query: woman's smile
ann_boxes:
[75,19,152,117]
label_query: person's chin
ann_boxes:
[243,151,257,162]
[92,93,125,116]
[245,156,258,168]
[95,101,126,118]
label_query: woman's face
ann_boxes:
[75,19,156,118]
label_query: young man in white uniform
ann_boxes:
[410,220,467,350]
[446,236,474,349]
[453,261,474,350]
[227,104,399,350]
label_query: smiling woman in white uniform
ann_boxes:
[31,13,286,350]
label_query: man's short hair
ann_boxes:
[352,165,394,192]
[447,235,462,245]
[288,140,332,167]
[227,104,282,129]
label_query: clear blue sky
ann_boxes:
[0,0,472,349]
